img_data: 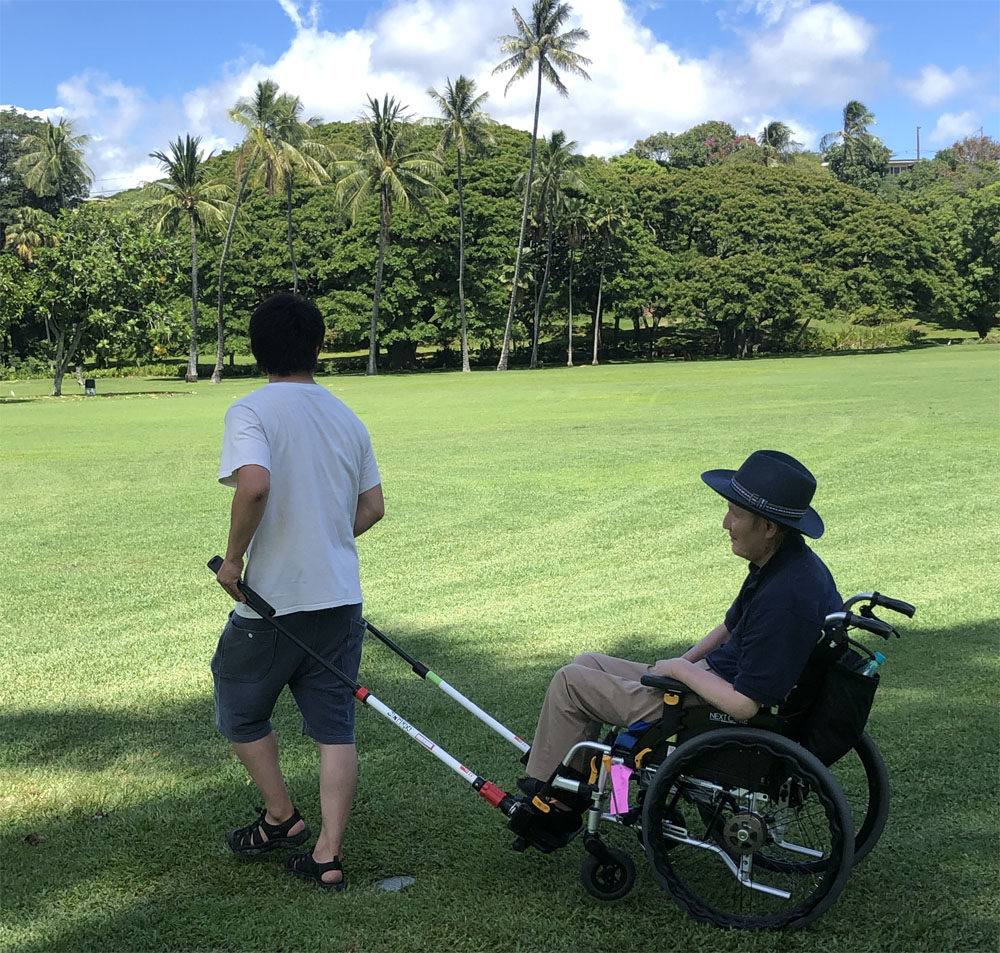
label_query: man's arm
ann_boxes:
[652,657,761,721]
[651,622,760,721]
[680,623,730,663]
[354,483,384,537]
[217,464,270,601]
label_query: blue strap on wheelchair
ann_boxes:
[615,720,656,751]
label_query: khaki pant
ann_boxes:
[525,653,708,780]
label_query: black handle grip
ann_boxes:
[871,592,916,618]
[207,555,276,617]
[845,611,895,639]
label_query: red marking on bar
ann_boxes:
[355,687,370,703]
[478,781,507,807]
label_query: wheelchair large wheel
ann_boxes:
[830,731,889,866]
[727,731,889,876]
[642,727,854,930]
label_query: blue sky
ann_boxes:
[1,0,996,195]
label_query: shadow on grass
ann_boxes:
[3,616,997,952]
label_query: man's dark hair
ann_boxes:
[249,292,325,376]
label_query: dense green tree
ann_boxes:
[632,121,755,170]
[947,182,1000,336]
[629,131,673,165]
[428,75,495,371]
[493,0,591,370]
[24,204,177,394]
[13,117,92,210]
[146,135,233,381]
[335,94,443,375]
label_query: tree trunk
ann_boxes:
[369,189,389,376]
[789,315,812,350]
[51,322,85,397]
[567,250,574,367]
[286,175,300,294]
[498,65,544,371]
[592,258,605,365]
[186,211,199,382]
[213,158,255,384]
[457,151,470,373]
[529,204,556,369]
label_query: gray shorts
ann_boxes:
[211,604,365,744]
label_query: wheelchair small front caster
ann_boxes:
[580,846,636,901]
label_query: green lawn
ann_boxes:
[2,346,998,952]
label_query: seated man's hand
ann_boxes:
[651,658,682,677]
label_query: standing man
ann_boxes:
[517,450,840,840]
[213,292,384,891]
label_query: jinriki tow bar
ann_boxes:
[207,557,522,821]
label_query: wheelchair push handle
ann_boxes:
[868,592,915,618]
[824,611,896,640]
[843,591,915,618]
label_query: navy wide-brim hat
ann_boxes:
[701,450,824,538]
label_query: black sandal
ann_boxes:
[285,851,347,891]
[227,807,311,856]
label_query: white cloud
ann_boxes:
[45,71,191,194]
[742,2,883,107]
[901,64,974,107]
[276,0,319,32]
[926,109,979,146]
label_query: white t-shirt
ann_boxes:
[219,382,380,617]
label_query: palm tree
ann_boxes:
[335,95,443,375]
[590,201,626,365]
[256,94,330,294]
[560,194,590,366]
[820,100,876,158]
[214,79,314,382]
[517,130,584,367]
[428,75,495,372]
[820,100,889,191]
[146,135,232,382]
[757,121,800,166]
[4,207,55,262]
[493,0,591,370]
[14,118,93,209]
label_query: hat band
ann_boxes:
[730,478,808,519]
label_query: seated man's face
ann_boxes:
[722,503,773,564]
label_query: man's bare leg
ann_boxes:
[232,731,306,839]
[311,743,357,885]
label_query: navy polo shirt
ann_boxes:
[705,533,841,707]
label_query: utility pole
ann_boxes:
[916,126,921,161]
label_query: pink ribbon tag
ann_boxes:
[608,763,633,815]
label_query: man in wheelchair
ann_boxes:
[516,449,842,843]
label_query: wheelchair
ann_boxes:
[512,591,914,930]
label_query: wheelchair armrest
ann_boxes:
[640,674,692,694]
